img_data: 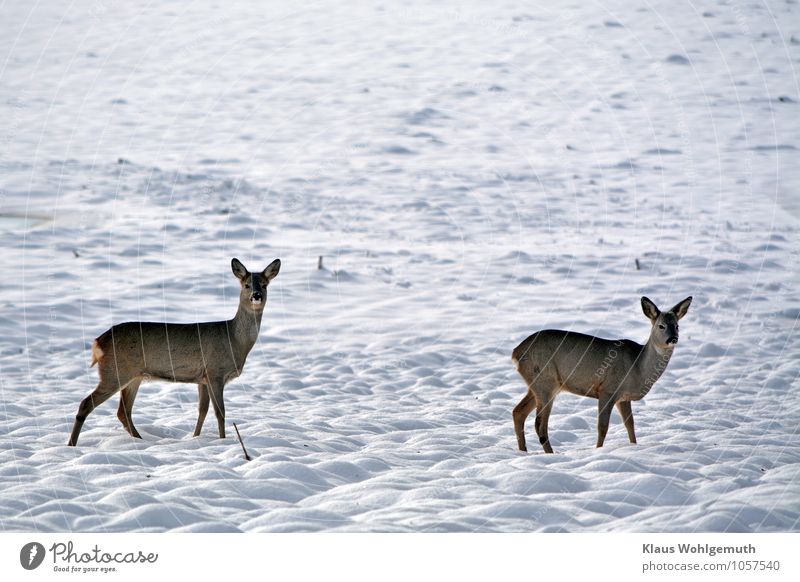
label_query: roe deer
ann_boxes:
[67,258,281,446]
[511,296,692,453]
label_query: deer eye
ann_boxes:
[658,324,666,330]
[245,284,251,289]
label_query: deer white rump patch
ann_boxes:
[90,341,104,367]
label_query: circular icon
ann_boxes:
[20,542,46,570]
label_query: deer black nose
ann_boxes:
[252,291,263,301]
[666,336,678,344]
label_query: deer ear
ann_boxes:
[263,258,281,281]
[641,296,660,321]
[670,296,693,320]
[231,258,249,281]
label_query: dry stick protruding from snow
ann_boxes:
[233,423,252,461]
[67,258,281,446]
[511,296,692,453]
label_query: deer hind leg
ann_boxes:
[596,394,616,448]
[192,383,210,437]
[116,378,143,439]
[535,397,555,454]
[616,400,636,444]
[513,391,537,452]
[68,374,129,446]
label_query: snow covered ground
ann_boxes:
[0,0,798,532]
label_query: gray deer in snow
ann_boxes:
[67,258,281,446]
[511,296,692,453]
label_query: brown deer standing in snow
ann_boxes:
[511,296,692,453]
[67,258,281,446]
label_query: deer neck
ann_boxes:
[639,333,675,397]
[230,303,264,352]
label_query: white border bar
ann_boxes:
[2,533,797,581]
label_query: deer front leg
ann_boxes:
[193,383,210,437]
[616,400,636,444]
[596,394,616,448]
[207,378,226,439]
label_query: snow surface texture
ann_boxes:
[1,0,798,533]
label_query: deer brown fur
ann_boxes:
[67,258,280,446]
[512,296,692,453]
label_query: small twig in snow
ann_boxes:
[233,423,251,461]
